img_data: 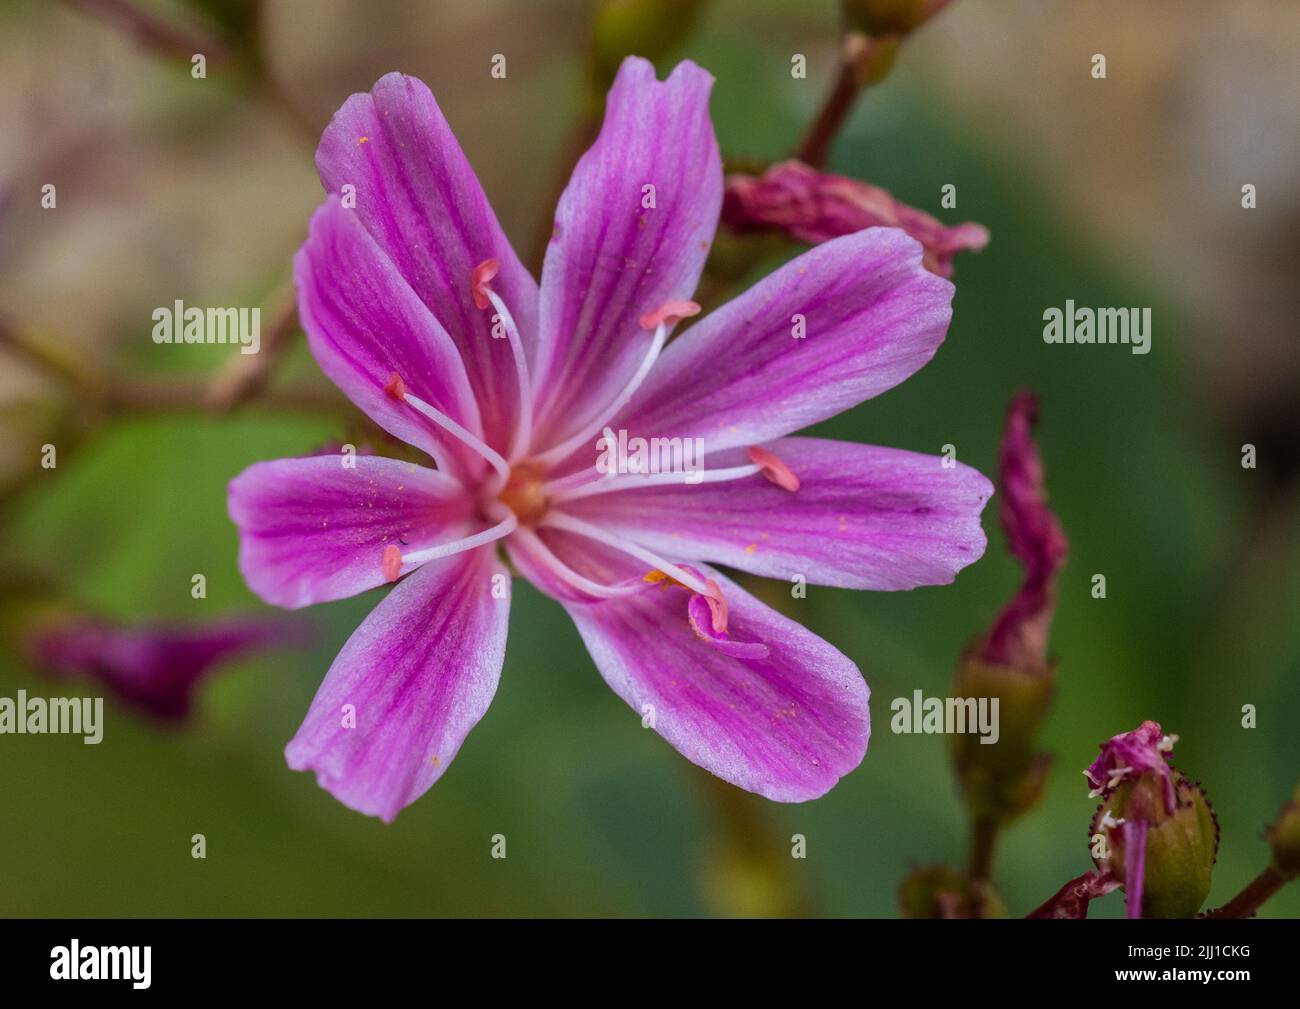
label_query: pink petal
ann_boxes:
[563,438,992,590]
[228,454,471,608]
[315,73,538,454]
[285,546,509,822]
[562,562,870,802]
[531,57,721,450]
[294,197,486,480]
[612,228,953,458]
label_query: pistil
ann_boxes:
[497,462,549,526]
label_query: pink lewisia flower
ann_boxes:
[722,160,989,278]
[29,617,301,720]
[227,57,993,821]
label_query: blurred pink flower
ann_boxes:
[29,616,306,721]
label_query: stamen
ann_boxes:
[699,578,728,633]
[686,594,769,659]
[646,567,728,631]
[638,299,700,331]
[509,526,645,599]
[470,258,500,310]
[400,387,511,486]
[533,299,699,469]
[747,445,801,492]
[383,372,407,400]
[381,371,453,473]
[647,566,771,660]
[538,511,711,596]
[397,509,518,568]
[381,544,403,582]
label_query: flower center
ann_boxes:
[497,462,549,526]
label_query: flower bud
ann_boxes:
[898,864,1005,919]
[589,0,706,90]
[842,0,933,36]
[950,654,1053,823]
[1087,723,1219,918]
[845,33,900,88]
[1266,782,1300,880]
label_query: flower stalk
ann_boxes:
[797,0,955,168]
[1204,782,1300,918]
[1208,867,1287,919]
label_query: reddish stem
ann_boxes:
[1205,867,1288,919]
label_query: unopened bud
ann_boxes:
[589,0,706,90]
[842,0,933,35]
[1267,782,1300,880]
[898,864,1005,919]
[950,653,1054,823]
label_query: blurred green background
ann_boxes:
[1,0,1297,917]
